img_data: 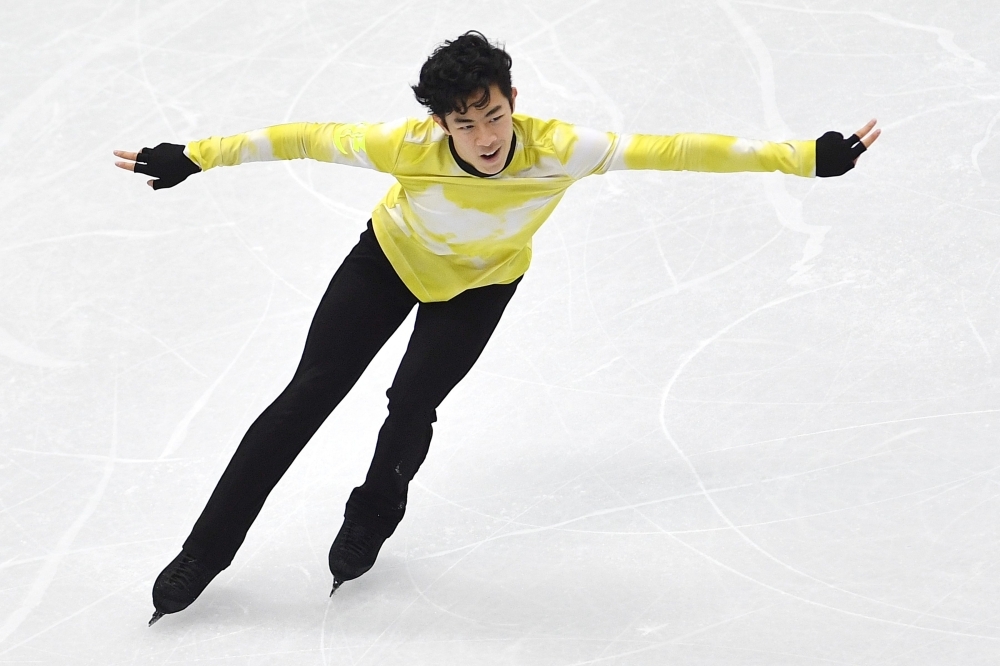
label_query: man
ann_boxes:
[114,31,880,626]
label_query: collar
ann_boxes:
[448,130,517,178]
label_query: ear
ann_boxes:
[510,87,517,113]
[432,114,451,135]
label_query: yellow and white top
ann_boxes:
[185,114,815,302]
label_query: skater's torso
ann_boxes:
[185,114,816,302]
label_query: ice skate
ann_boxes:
[149,550,222,626]
[328,518,389,595]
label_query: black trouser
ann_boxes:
[182,220,521,570]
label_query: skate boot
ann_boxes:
[328,518,389,596]
[149,550,222,626]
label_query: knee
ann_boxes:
[273,366,347,417]
[385,386,437,425]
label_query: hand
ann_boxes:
[113,143,201,190]
[815,119,881,178]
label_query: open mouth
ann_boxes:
[481,147,501,160]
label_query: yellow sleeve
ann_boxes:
[183,119,407,174]
[608,133,815,178]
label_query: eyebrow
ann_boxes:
[454,105,504,124]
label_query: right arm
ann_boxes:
[185,121,402,171]
[114,120,406,189]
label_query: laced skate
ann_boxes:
[149,551,222,626]
[328,519,388,596]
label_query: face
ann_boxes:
[434,84,517,175]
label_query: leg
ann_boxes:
[182,221,418,570]
[344,274,523,537]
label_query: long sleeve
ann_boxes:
[604,132,815,178]
[183,120,406,174]
[168,114,818,303]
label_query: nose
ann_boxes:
[475,126,497,147]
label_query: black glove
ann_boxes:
[133,143,202,190]
[815,131,867,177]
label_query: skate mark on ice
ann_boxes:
[655,281,1000,636]
[400,429,656,622]
[691,408,1000,457]
[883,180,1000,219]
[636,603,776,639]
[0,0,168,156]
[882,99,984,132]
[400,540,519,629]
[472,367,658,400]
[0,570,153,655]
[566,626,859,666]
[561,642,664,665]
[0,474,70,519]
[0,537,175,572]
[576,355,622,381]
[642,195,790,295]
[961,288,992,364]
[132,0,234,138]
[659,519,1000,642]
[717,0,829,285]
[542,196,767,255]
[0,379,119,649]
[886,445,1000,512]
[9,449,187,464]
[282,0,417,124]
[410,425,665,529]
[411,440,1000,609]
[943,83,996,178]
[511,0,605,50]
[0,324,79,368]
[925,491,1000,565]
[613,227,784,318]
[411,430,925,538]
[733,1,990,73]
[97,306,208,379]
[114,306,314,382]
[588,587,672,663]
[870,563,1000,663]
[986,260,1000,292]
[382,500,995,641]
[648,202,680,292]
[578,185,687,387]
[158,277,276,459]
[219,214,313,303]
[581,476,727,663]
[0,228,180,253]
[546,19,624,131]
[662,460,1000,538]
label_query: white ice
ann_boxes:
[2,1,999,664]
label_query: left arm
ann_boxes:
[608,132,816,177]
[566,119,880,180]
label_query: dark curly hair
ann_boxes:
[411,31,513,126]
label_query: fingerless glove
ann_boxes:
[133,143,202,190]
[815,131,867,178]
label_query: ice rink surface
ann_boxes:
[2,0,999,663]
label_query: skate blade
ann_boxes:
[148,610,165,627]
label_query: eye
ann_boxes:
[490,115,503,123]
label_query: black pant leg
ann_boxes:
[345,274,523,537]
[183,222,418,570]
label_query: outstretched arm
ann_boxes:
[114,120,405,190]
[596,119,880,178]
